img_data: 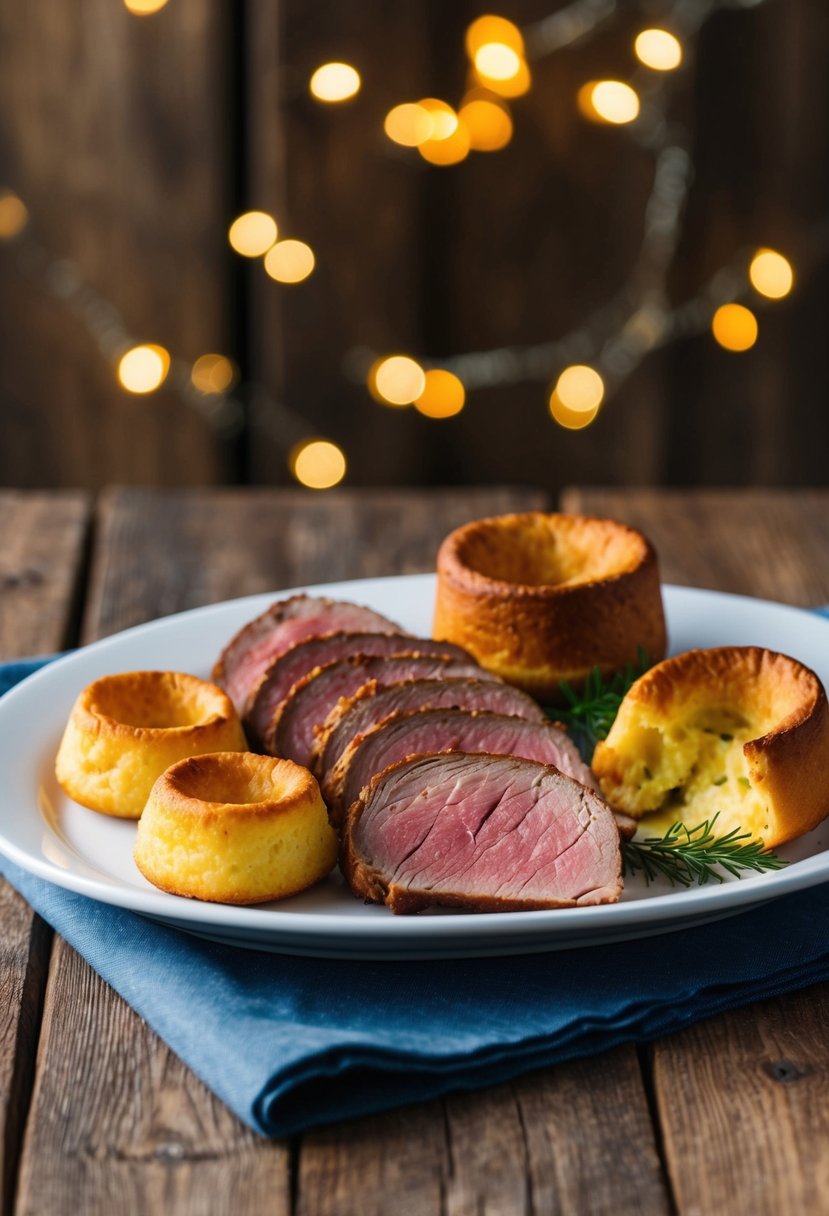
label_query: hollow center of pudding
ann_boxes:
[91,673,219,729]
[458,516,643,587]
[173,754,300,807]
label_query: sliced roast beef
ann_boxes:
[328,708,598,823]
[264,655,486,766]
[343,753,622,914]
[245,631,474,748]
[313,677,545,788]
[213,595,402,714]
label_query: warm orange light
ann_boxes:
[384,103,434,147]
[634,29,683,71]
[264,239,315,283]
[117,344,170,394]
[309,63,361,103]
[459,98,513,151]
[578,80,640,124]
[749,248,794,299]
[291,439,347,489]
[554,365,605,412]
[474,58,531,98]
[414,370,466,418]
[228,211,277,257]
[711,303,758,352]
[474,42,522,82]
[123,0,169,13]
[418,99,458,141]
[370,355,426,406]
[465,15,524,58]
[191,354,237,394]
[549,390,600,430]
[0,191,28,239]
[418,123,470,166]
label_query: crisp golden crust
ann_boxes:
[134,751,337,904]
[593,646,829,847]
[55,671,247,819]
[433,512,667,701]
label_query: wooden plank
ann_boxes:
[0,0,232,488]
[16,486,548,1215]
[0,491,90,1213]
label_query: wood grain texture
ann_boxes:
[653,987,829,1216]
[0,491,91,1212]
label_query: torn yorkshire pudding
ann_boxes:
[433,512,666,701]
[592,646,829,848]
[134,751,337,904]
[55,671,247,819]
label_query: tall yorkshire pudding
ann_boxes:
[434,512,667,701]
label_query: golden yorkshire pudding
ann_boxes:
[433,512,666,701]
[134,752,337,904]
[55,671,247,819]
[592,646,829,848]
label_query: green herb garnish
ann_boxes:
[549,647,650,761]
[621,814,786,888]
[712,776,727,786]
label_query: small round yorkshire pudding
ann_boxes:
[434,512,666,700]
[134,752,337,904]
[592,646,829,848]
[55,671,247,819]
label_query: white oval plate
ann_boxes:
[1,575,828,960]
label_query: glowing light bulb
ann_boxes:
[465,15,524,58]
[548,390,600,430]
[0,191,28,239]
[370,356,426,406]
[384,103,434,147]
[578,80,640,125]
[191,354,236,394]
[476,59,531,98]
[123,0,169,13]
[554,365,605,413]
[228,211,277,257]
[264,239,315,283]
[634,29,683,71]
[291,439,347,489]
[117,344,170,394]
[749,248,794,299]
[711,303,758,352]
[414,370,466,418]
[418,122,470,166]
[418,99,458,141]
[459,97,513,151]
[474,43,522,82]
[309,63,361,103]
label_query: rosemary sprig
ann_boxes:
[621,814,787,888]
[549,647,650,761]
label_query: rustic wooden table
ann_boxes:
[1,484,828,1215]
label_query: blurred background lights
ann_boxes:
[291,439,347,489]
[418,122,470,165]
[418,99,458,141]
[548,391,600,430]
[384,103,434,147]
[579,81,640,125]
[264,239,315,283]
[414,369,466,418]
[749,248,794,299]
[473,42,522,82]
[228,211,277,257]
[309,63,361,103]
[117,344,170,394]
[460,97,513,151]
[465,15,524,57]
[478,59,531,98]
[371,355,426,405]
[123,0,169,13]
[191,353,236,394]
[554,364,605,412]
[0,191,28,239]
[634,29,683,71]
[712,303,758,351]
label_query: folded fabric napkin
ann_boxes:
[2,633,829,1139]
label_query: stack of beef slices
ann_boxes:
[214,595,624,914]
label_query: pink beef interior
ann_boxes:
[352,754,620,909]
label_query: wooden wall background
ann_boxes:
[1,0,827,495]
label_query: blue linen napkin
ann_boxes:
[2,632,829,1139]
